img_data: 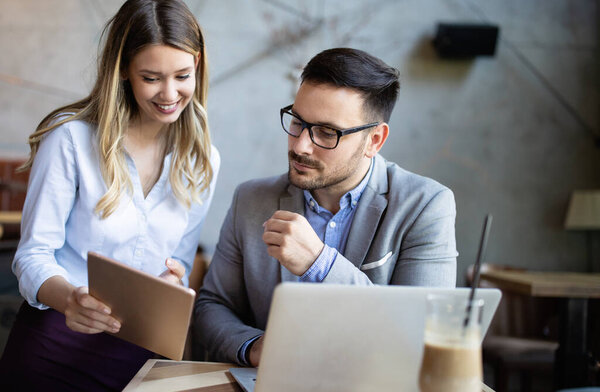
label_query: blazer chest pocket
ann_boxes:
[360,251,395,283]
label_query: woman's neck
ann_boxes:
[126,117,167,147]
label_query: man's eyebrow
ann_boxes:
[291,107,343,130]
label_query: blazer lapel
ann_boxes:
[278,183,305,282]
[343,155,389,268]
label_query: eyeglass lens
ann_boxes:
[281,111,339,149]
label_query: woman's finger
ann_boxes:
[65,318,105,334]
[75,286,111,314]
[165,258,185,279]
[76,307,121,331]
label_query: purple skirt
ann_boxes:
[0,302,153,391]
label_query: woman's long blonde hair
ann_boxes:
[21,0,212,218]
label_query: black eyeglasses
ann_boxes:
[280,104,379,149]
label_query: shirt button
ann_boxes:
[329,221,336,228]
[135,249,143,257]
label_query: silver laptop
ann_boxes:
[230,283,501,392]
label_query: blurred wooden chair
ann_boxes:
[188,245,209,294]
[467,263,559,392]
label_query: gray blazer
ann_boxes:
[194,154,457,364]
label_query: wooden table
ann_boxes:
[480,269,600,389]
[123,360,242,392]
[124,359,496,391]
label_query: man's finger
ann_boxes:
[270,210,300,221]
[265,245,282,261]
[263,219,291,234]
[262,231,283,246]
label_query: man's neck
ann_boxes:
[311,158,372,214]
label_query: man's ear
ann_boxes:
[365,123,389,158]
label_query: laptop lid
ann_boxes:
[87,251,196,360]
[253,283,501,392]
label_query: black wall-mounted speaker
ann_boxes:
[433,23,500,58]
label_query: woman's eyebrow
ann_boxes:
[138,67,193,75]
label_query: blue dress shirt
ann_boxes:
[300,159,374,282]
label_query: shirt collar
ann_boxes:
[304,158,374,213]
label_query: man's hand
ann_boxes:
[262,210,324,276]
[159,258,185,285]
[248,335,264,367]
[64,286,121,334]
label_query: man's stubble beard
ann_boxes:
[287,141,365,191]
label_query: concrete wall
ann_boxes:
[1,0,598,285]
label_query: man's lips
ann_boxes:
[289,152,321,171]
[292,160,316,171]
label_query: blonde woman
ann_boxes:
[0,0,219,390]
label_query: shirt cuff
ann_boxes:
[300,245,338,282]
[17,262,70,310]
[238,335,262,366]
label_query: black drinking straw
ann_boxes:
[463,214,493,331]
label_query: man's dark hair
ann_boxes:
[301,48,400,123]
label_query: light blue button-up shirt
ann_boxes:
[300,159,374,282]
[13,120,220,309]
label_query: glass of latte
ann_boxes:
[418,294,484,392]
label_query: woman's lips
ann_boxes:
[153,101,179,114]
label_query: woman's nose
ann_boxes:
[160,80,178,102]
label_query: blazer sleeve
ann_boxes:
[322,252,374,285]
[193,187,263,365]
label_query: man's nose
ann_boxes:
[291,126,314,154]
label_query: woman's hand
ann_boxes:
[37,276,121,334]
[159,258,185,285]
[64,286,121,334]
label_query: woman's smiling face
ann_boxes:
[126,44,197,127]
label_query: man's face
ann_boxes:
[287,82,371,192]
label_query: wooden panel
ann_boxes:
[0,159,28,211]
